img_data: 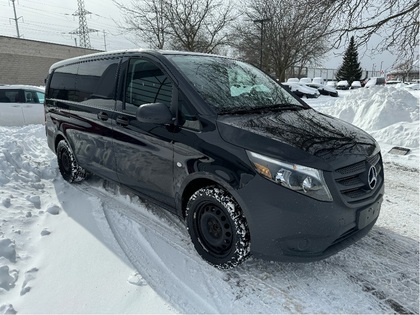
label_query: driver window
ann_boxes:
[124,59,172,114]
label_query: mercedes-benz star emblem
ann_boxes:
[368,166,377,190]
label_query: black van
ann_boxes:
[44,50,384,268]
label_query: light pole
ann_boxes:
[253,18,271,69]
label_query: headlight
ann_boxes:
[247,151,332,201]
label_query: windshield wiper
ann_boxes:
[273,103,306,111]
[219,103,304,115]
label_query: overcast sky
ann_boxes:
[0,0,139,51]
[0,0,397,74]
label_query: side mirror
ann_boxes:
[136,102,173,125]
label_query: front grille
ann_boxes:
[333,153,383,206]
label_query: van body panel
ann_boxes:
[46,100,118,182]
[217,109,378,170]
[112,114,176,208]
[44,49,385,264]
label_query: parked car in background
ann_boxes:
[287,78,300,83]
[336,80,350,90]
[299,78,312,84]
[326,81,337,88]
[305,83,338,97]
[364,77,386,87]
[312,77,325,85]
[0,85,45,126]
[282,82,320,98]
[351,81,362,89]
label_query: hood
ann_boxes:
[217,109,379,171]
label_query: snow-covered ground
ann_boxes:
[0,86,418,314]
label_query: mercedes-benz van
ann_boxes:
[44,50,384,268]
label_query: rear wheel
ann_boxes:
[186,186,250,269]
[57,140,88,183]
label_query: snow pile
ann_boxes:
[0,125,175,314]
[320,87,419,147]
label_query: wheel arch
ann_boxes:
[179,173,252,224]
[54,133,66,152]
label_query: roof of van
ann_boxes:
[48,49,230,73]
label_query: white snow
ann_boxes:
[0,86,419,313]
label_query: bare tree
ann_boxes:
[114,0,237,53]
[234,0,332,81]
[323,0,419,59]
[114,0,168,49]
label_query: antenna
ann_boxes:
[70,0,98,49]
[9,0,23,38]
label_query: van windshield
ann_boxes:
[166,55,305,114]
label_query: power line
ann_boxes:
[0,0,135,50]
[69,0,98,48]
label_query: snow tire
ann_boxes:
[186,185,251,269]
[57,140,88,183]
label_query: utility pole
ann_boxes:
[253,18,271,70]
[103,30,107,51]
[69,0,98,49]
[9,0,23,38]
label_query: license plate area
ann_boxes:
[357,199,382,229]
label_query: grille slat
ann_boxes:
[333,153,383,206]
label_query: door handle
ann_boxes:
[97,111,109,121]
[116,116,129,126]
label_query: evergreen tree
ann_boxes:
[335,36,363,84]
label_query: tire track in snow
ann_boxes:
[71,162,418,313]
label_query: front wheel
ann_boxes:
[186,186,250,269]
[56,140,88,183]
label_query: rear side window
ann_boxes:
[77,58,119,102]
[48,58,119,105]
[0,90,22,102]
[124,59,172,114]
[48,64,79,102]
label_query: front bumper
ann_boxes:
[236,174,384,262]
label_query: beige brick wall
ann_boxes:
[0,36,101,86]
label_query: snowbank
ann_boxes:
[316,87,419,148]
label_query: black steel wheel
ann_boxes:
[56,140,88,183]
[186,185,250,269]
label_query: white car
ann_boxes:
[0,85,45,126]
[312,77,325,85]
[336,80,350,90]
[351,81,362,89]
[326,81,337,88]
[299,77,312,84]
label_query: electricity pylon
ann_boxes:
[70,0,97,49]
